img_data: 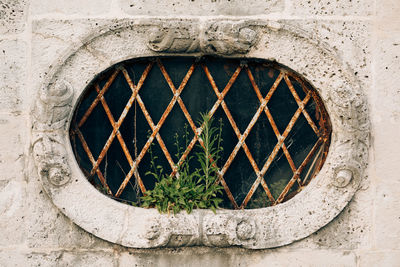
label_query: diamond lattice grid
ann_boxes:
[70,57,331,209]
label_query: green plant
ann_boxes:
[140,113,224,214]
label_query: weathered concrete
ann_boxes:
[118,0,284,16]
[0,0,27,34]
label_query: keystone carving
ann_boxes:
[147,21,258,55]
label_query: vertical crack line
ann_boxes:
[198,210,204,246]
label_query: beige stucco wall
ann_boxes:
[0,0,399,266]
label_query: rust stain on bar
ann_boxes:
[73,58,332,210]
[285,74,321,135]
[259,93,311,187]
[93,84,147,197]
[276,137,323,203]
[78,69,120,128]
[240,69,286,207]
[74,127,112,195]
[89,64,152,177]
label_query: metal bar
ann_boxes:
[78,69,120,128]
[301,142,324,186]
[276,137,323,203]
[89,64,152,177]
[258,93,312,196]
[117,60,196,195]
[166,64,241,208]
[74,127,112,195]
[284,75,320,135]
[73,58,332,210]
[230,70,284,207]
[247,69,301,186]
[94,84,147,197]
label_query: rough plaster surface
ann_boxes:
[0,0,400,266]
[118,0,284,16]
[372,4,400,251]
[0,0,27,34]
[30,0,111,16]
[288,0,374,16]
[0,39,26,114]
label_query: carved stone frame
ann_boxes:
[31,18,369,249]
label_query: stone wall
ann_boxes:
[0,0,399,266]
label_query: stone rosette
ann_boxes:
[31,18,370,249]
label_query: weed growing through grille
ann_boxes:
[140,113,224,214]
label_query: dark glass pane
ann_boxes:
[224,68,260,133]
[181,64,217,124]
[79,101,113,159]
[245,185,272,209]
[162,57,194,89]
[288,76,306,100]
[285,115,318,168]
[139,61,173,124]
[118,100,152,158]
[101,140,131,196]
[265,149,293,200]
[267,77,298,133]
[247,63,280,97]
[224,148,256,206]
[204,57,239,91]
[246,112,277,167]
[304,100,319,129]
[102,71,132,120]
[159,104,194,163]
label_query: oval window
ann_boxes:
[69,56,331,210]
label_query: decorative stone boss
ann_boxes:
[31,18,369,249]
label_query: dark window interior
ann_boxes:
[70,56,331,209]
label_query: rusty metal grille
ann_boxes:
[70,57,331,209]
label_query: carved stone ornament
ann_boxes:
[147,20,259,54]
[32,79,74,187]
[31,18,370,249]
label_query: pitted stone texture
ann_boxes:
[289,185,372,250]
[26,172,112,249]
[118,0,283,16]
[119,247,357,266]
[0,115,27,181]
[0,0,27,34]
[31,0,111,15]
[281,20,371,91]
[0,39,27,114]
[0,250,116,266]
[289,0,373,16]
[32,19,112,95]
[0,180,27,247]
